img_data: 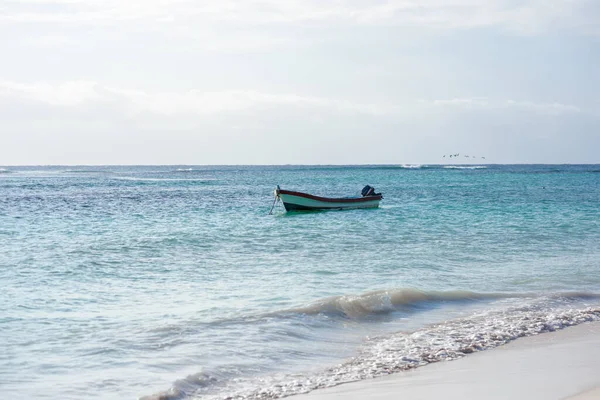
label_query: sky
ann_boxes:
[1,0,599,165]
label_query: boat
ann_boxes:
[274,185,383,212]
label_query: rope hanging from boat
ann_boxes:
[269,186,281,215]
[268,196,279,215]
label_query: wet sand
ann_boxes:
[292,322,600,400]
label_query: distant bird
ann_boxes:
[443,155,446,158]
[465,155,470,158]
[481,157,486,159]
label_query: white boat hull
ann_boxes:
[276,188,382,211]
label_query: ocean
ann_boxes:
[1,164,599,400]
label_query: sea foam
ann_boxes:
[398,164,424,169]
[142,291,600,400]
[195,305,600,400]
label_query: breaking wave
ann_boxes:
[142,289,600,400]
[279,288,511,319]
[174,168,202,172]
[398,164,425,169]
[225,306,600,400]
[143,371,220,400]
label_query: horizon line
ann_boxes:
[2,163,600,167]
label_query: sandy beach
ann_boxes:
[292,322,600,400]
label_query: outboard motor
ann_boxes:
[361,185,374,197]
[361,185,380,197]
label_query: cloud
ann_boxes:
[0,81,596,165]
[2,0,599,36]
[423,97,582,115]
[0,80,398,116]
[0,81,101,106]
[0,81,585,119]
[505,100,582,115]
[425,97,490,108]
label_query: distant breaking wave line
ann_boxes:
[112,177,218,183]
[398,164,425,169]
[62,169,113,173]
[443,165,487,170]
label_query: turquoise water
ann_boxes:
[1,165,599,399]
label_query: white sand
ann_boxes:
[292,322,600,400]
[567,387,600,400]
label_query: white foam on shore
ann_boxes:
[181,303,600,400]
[296,322,600,400]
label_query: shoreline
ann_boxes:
[291,321,600,400]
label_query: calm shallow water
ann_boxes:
[1,165,599,399]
